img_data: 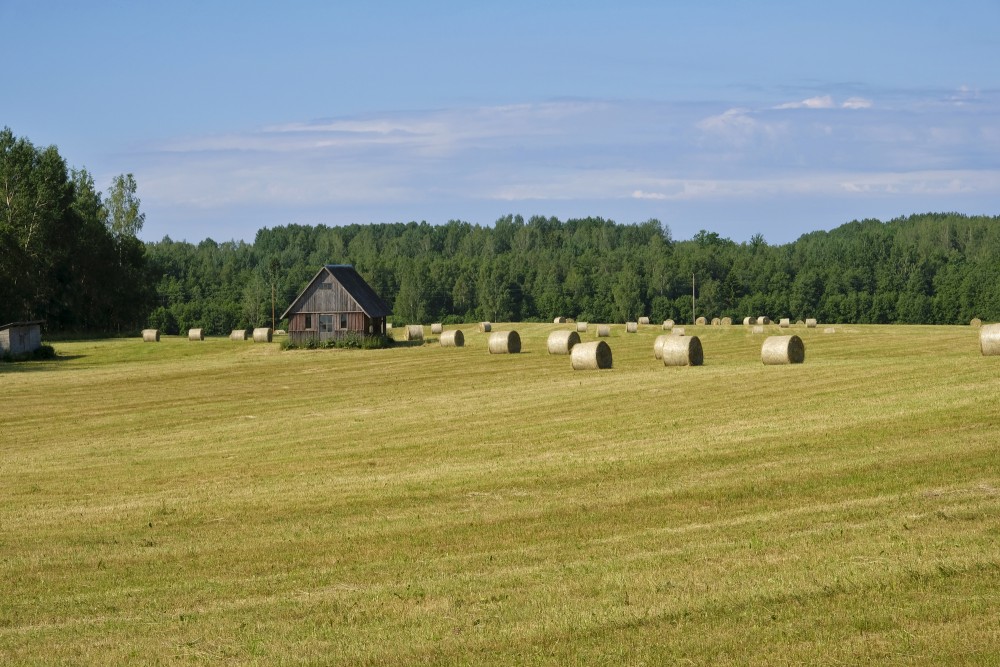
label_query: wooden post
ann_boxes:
[691,272,696,325]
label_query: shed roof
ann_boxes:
[280,265,390,320]
[0,321,44,332]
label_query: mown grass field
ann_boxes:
[2,323,999,665]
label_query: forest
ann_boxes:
[3,128,1000,335]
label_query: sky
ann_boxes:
[2,1,999,245]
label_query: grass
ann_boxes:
[2,323,999,665]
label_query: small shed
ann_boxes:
[0,321,44,356]
[280,265,390,345]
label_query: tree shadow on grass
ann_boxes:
[0,354,86,373]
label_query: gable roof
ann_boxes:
[280,264,390,320]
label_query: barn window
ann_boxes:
[304,314,313,330]
[340,313,348,329]
[319,315,333,333]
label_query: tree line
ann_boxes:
[146,212,1000,336]
[4,129,1000,335]
[1,128,149,331]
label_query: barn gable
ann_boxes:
[280,265,390,320]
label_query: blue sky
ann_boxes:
[3,1,999,244]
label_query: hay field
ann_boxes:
[2,323,999,665]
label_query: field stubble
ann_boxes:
[1,324,998,665]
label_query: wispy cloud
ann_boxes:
[133,89,1000,242]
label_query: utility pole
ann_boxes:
[271,283,276,332]
[691,272,696,325]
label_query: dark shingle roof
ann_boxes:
[280,265,390,319]
[324,265,391,317]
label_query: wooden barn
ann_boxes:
[281,265,390,345]
[0,321,44,356]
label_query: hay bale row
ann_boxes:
[547,330,581,355]
[439,330,464,347]
[638,316,650,325]
[980,323,1000,356]
[626,321,638,333]
[230,329,249,341]
[662,319,674,330]
[142,329,159,342]
[596,325,611,337]
[488,330,520,354]
[405,325,424,341]
[576,322,588,333]
[431,323,443,334]
[571,340,612,370]
[188,328,204,341]
[762,335,805,365]
[662,335,703,367]
[253,327,272,343]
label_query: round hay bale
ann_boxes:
[252,327,272,343]
[479,322,492,333]
[743,316,756,326]
[662,319,674,330]
[576,321,588,333]
[275,329,286,336]
[547,330,581,355]
[980,323,1000,356]
[638,316,650,325]
[653,334,671,359]
[662,335,704,367]
[553,316,567,324]
[596,324,611,337]
[721,317,732,326]
[695,316,707,326]
[229,329,249,341]
[806,318,818,328]
[430,323,443,334]
[142,329,160,343]
[672,326,686,336]
[488,330,520,354]
[752,325,764,334]
[571,340,612,370]
[779,318,791,328]
[795,320,804,326]
[188,328,204,341]
[762,335,805,365]
[758,316,771,325]
[626,321,638,333]
[971,318,982,328]
[711,317,721,326]
[824,327,836,334]
[405,325,424,341]
[439,330,464,347]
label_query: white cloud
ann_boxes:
[632,190,668,200]
[775,95,835,110]
[841,97,873,109]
